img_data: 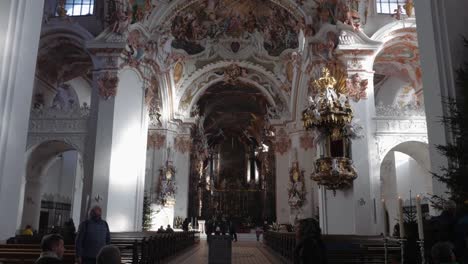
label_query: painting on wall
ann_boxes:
[169,0,300,56]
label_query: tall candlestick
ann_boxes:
[398,197,405,238]
[416,195,424,240]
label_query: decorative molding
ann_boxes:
[346,73,368,102]
[148,132,166,150]
[27,134,86,153]
[299,132,315,151]
[174,136,191,154]
[375,103,425,117]
[274,128,291,155]
[375,134,428,162]
[97,71,119,100]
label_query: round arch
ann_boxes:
[21,140,84,233]
[379,140,432,235]
[176,61,289,119]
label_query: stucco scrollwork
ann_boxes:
[97,71,119,100]
[375,135,428,162]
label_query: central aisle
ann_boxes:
[168,235,285,264]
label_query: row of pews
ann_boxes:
[264,231,401,264]
[0,231,198,264]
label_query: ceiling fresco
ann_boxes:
[37,39,93,85]
[374,31,422,91]
[169,0,301,56]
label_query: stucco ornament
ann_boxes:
[97,71,119,100]
[147,132,166,150]
[273,128,291,155]
[174,136,192,154]
[288,161,307,209]
[346,73,368,102]
[156,160,177,206]
[300,132,315,151]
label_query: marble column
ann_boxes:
[0,0,44,241]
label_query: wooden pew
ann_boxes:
[264,231,400,264]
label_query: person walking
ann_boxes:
[75,206,111,264]
[229,220,237,242]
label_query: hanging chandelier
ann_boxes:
[303,67,358,193]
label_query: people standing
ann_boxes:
[35,234,65,264]
[75,206,111,264]
[182,218,190,232]
[229,220,237,242]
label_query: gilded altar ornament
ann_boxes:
[302,67,353,138]
[404,0,414,17]
[56,0,68,17]
[156,160,177,206]
[288,161,306,209]
[303,67,359,193]
[312,157,357,195]
[173,61,183,84]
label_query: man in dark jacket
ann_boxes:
[75,206,111,264]
[35,234,65,264]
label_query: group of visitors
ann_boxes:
[156,224,174,233]
[33,205,119,264]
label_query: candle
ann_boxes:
[398,197,405,238]
[416,195,424,240]
[382,199,388,236]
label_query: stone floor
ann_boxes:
[167,235,286,264]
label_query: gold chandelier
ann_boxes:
[303,67,358,193]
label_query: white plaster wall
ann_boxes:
[0,0,44,241]
[394,151,432,199]
[41,151,78,200]
[66,77,92,106]
[72,155,83,225]
[106,69,146,232]
[172,134,190,220]
[382,151,433,232]
[375,77,408,105]
[381,155,399,234]
[275,152,290,224]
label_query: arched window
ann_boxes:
[376,0,406,14]
[60,0,94,16]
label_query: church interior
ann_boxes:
[1,0,468,263]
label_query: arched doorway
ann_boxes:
[380,141,432,235]
[188,81,277,227]
[21,140,84,234]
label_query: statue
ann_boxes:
[313,68,337,91]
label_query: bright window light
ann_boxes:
[376,0,406,15]
[59,0,94,16]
